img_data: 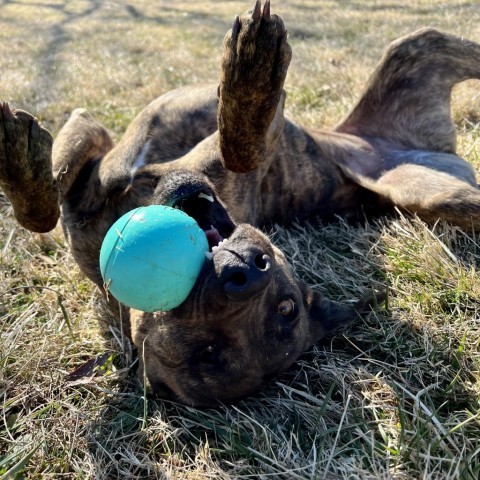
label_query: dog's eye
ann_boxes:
[278,299,295,316]
[197,345,217,365]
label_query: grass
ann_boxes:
[1,0,480,478]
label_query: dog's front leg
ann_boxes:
[217,0,291,173]
[52,108,114,204]
[0,103,59,232]
[337,29,480,153]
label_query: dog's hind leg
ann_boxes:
[217,0,292,173]
[53,108,114,203]
[333,29,480,230]
[356,162,480,231]
[0,103,59,232]
[336,28,480,153]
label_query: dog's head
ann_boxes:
[129,171,373,406]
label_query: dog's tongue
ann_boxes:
[205,227,223,250]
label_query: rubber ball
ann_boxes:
[100,205,208,312]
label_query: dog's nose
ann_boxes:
[221,252,273,301]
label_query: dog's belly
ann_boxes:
[258,154,346,224]
[208,131,362,227]
[251,123,368,225]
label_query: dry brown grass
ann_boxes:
[1,1,480,478]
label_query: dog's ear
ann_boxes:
[300,282,384,344]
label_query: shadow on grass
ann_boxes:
[0,0,104,109]
[0,0,228,113]
[80,218,480,478]
[288,0,477,15]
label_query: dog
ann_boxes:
[1,0,480,406]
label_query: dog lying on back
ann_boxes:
[1,1,480,406]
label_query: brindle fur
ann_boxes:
[1,1,480,406]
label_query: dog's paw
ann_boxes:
[220,0,291,110]
[218,1,292,173]
[0,102,59,232]
[0,102,53,182]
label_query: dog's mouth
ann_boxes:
[204,227,225,257]
[168,187,236,255]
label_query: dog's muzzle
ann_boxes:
[213,236,274,301]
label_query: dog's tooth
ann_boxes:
[205,251,213,261]
[198,192,214,203]
[212,246,219,254]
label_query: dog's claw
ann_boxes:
[30,116,42,139]
[262,0,271,18]
[232,14,240,40]
[252,0,261,20]
[1,102,15,121]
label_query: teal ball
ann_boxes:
[100,205,208,312]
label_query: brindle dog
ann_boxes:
[1,1,480,406]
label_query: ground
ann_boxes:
[1,1,480,478]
